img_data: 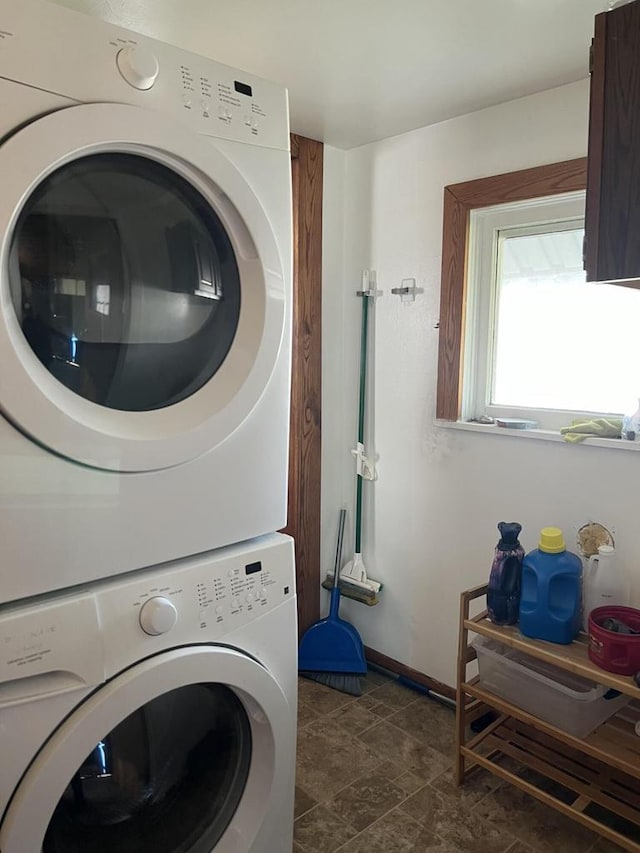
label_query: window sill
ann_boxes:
[434,419,640,452]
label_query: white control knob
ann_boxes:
[116,46,159,90]
[139,596,177,635]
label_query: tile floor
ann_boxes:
[293,669,625,853]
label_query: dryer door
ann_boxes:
[0,103,288,472]
[0,646,293,853]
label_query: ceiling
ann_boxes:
[51,0,606,149]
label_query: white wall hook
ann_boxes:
[351,442,376,480]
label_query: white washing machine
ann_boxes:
[0,0,293,605]
[0,532,297,853]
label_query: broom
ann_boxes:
[298,509,366,696]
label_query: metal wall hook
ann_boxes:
[356,269,383,298]
[391,278,422,302]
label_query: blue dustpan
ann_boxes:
[298,510,367,692]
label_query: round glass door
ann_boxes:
[9,153,241,412]
[0,646,290,852]
[42,684,251,853]
[0,103,287,471]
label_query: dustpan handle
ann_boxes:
[330,509,347,619]
[332,509,347,590]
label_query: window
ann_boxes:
[436,158,640,431]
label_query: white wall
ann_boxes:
[322,79,640,689]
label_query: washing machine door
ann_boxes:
[0,103,288,472]
[0,646,293,853]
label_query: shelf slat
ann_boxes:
[461,746,640,853]
[502,720,640,811]
[486,727,640,826]
[464,617,640,700]
[463,681,640,780]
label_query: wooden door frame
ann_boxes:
[284,133,323,635]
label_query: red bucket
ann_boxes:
[588,606,640,676]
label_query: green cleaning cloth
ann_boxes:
[560,418,622,443]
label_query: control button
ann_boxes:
[228,570,235,578]
[139,596,178,635]
[246,593,254,603]
[231,598,240,609]
[215,605,224,615]
[244,115,252,126]
[183,95,192,107]
[259,588,267,599]
[116,46,159,90]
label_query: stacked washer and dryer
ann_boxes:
[0,1,297,851]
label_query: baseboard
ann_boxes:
[365,646,456,702]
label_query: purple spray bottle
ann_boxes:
[487,522,525,625]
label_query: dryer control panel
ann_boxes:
[0,0,290,150]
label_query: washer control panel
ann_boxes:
[139,596,178,635]
[126,555,281,632]
[195,557,278,628]
[95,533,295,676]
[0,534,295,695]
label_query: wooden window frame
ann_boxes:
[436,158,588,421]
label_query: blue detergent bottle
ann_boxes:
[520,527,582,644]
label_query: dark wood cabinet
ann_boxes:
[585,0,640,286]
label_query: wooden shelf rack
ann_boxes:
[456,584,640,853]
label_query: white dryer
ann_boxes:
[0,532,297,853]
[0,0,292,604]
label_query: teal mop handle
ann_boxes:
[355,474,363,554]
[355,293,369,555]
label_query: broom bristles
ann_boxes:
[301,671,363,697]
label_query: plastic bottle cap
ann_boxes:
[539,527,566,554]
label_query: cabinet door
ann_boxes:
[585,1,640,285]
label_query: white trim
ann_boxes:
[464,191,599,432]
[0,103,286,472]
[0,646,290,853]
[435,418,640,451]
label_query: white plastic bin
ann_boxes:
[473,635,630,738]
